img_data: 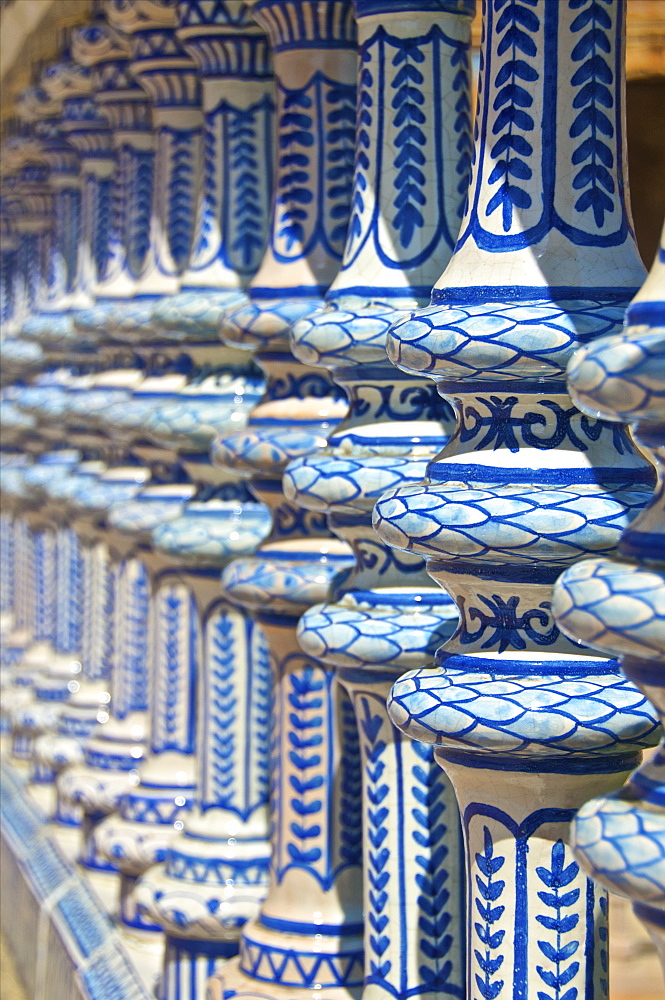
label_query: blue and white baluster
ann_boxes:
[0,122,54,374]
[41,51,118,346]
[206,7,368,999]
[371,3,662,998]
[72,11,156,334]
[552,226,665,968]
[105,0,203,341]
[8,451,85,768]
[31,465,152,812]
[16,81,87,334]
[150,0,275,341]
[0,189,21,344]
[284,4,476,998]
[57,473,194,875]
[218,0,357,358]
[132,512,272,1000]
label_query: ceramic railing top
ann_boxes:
[148,0,275,341]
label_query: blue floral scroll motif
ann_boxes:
[486,0,539,232]
[94,176,112,281]
[166,129,197,272]
[286,665,326,868]
[326,86,355,245]
[390,37,428,247]
[250,623,272,809]
[194,108,218,263]
[229,97,273,272]
[474,826,505,1000]
[127,147,155,279]
[193,95,273,276]
[164,590,182,742]
[412,740,458,996]
[456,0,627,251]
[273,73,355,263]
[459,594,558,653]
[452,43,473,216]
[569,0,616,228]
[155,584,196,754]
[535,840,581,1000]
[343,24,469,272]
[277,86,315,253]
[209,610,237,809]
[356,697,392,986]
[125,562,149,715]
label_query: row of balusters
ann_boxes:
[0,3,663,1000]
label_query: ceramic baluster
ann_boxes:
[551,227,665,968]
[368,3,663,998]
[104,0,203,341]
[0,135,52,376]
[150,0,275,342]
[72,11,156,337]
[20,54,113,349]
[0,194,21,343]
[131,529,272,999]
[26,458,151,798]
[0,461,40,728]
[205,6,367,997]
[284,4,476,997]
[8,451,88,766]
[15,84,86,322]
[58,475,195,871]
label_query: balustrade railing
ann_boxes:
[1,3,663,1000]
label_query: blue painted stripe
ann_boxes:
[427,558,561,585]
[355,0,475,16]
[427,462,654,486]
[339,666,406,684]
[435,652,621,676]
[260,914,364,936]
[430,286,637,306]
[435,748,642,775]
[249,286,328,300]
[166,934,239,957]
[325,284,433,301]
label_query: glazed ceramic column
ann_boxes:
[105,0,203,339]
[72,11,156,335]
[208,4,364,999]
[5,130,56,350]
[552,229,665,965]
[0,198,20,342]
[133,501,273,1000]
[24,53,113,348]
[370,3,662,998]
[16,87,85,321]
[151,0,275,342]
[285,5,476,998]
